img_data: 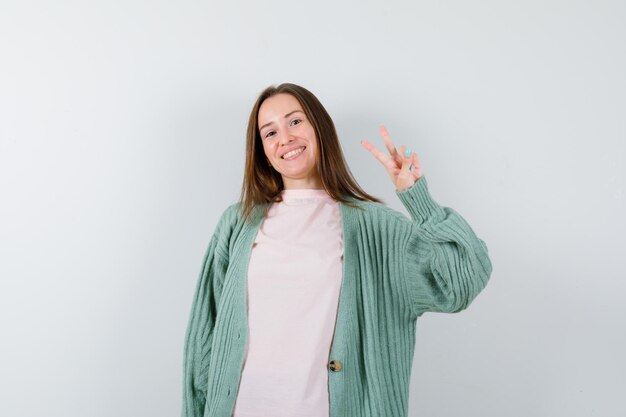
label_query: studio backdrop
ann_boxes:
[1,1,624,416]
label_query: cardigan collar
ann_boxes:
[238,196,364,252]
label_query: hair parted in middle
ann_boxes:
[238,82,383,221]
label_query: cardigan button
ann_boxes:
[328,359,342,372]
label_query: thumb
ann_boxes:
[395,145,414,191]
[399,146,413,175]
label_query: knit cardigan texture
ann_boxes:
[182,176,492,417]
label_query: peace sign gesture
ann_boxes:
[360,125,423,192]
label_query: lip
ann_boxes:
[280,145,306,159]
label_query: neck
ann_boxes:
[282,175,323,190]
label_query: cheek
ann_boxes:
[261,142,274,157]
[303,127,316,145]
[308,135,318,155]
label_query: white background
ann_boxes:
[1,1,624,416]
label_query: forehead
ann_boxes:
[258,93,303,126]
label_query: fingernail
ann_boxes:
[405,148,411,158]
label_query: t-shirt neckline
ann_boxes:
[280,188,331,201]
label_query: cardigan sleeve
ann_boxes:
[181,207,232,417]
[395,176,492,317]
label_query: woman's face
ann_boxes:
[257,93,322,189]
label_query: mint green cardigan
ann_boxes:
[182,176,492,417]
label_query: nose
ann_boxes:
[277,128,294,145]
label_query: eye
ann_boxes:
[264,130,276,139]
[290,118,302,126]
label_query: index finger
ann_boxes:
[360,139,398,172]
[379,125,401,164]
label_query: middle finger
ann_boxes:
[379,126,402,165]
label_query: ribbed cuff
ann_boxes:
[395,176,446,224]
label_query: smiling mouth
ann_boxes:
[281,146,306,160]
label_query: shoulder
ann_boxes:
[212,201,268,241]
[214,202,247,235]
[344,197,410,227]
[205,202,249,261]
[219,202,243,224]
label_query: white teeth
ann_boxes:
[282,147,305,159]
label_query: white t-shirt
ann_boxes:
[231,188,344,417]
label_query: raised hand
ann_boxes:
[360,125,423,192]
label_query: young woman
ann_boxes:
[182,83,492,417]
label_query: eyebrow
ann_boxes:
[259,110,303,132]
